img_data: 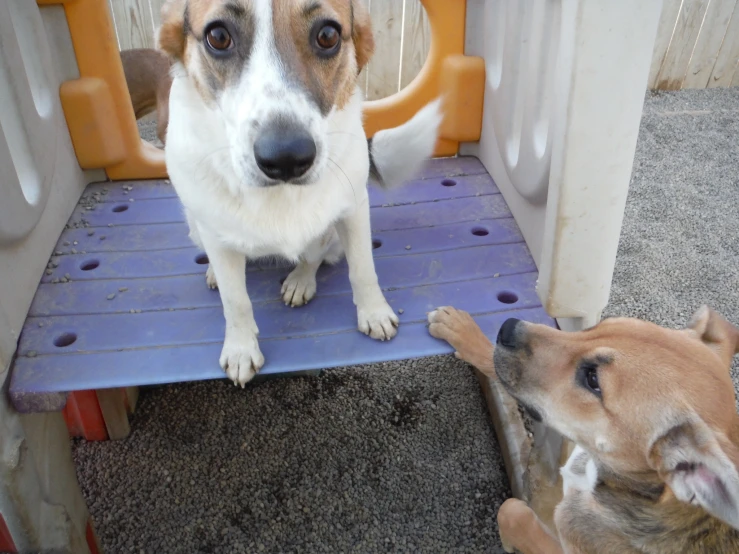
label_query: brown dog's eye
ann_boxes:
[313,22,341,57]
[585,367,600,393]
[206,25,233,52]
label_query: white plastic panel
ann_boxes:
[0,4,98,550]
[463,0,664,328]
[0,2,55,244]
[485,0,559,204]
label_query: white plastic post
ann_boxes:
[537,0,664,330]
[462,0,664,331]
[0,2,105,551]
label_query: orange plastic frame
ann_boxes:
[38,0,483,180]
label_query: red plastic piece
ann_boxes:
[0,513,17,553]
[86,519,101,554]
[62,390,108,441]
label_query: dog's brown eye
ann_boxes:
[316,25,340,51]
[206,25,233,51]
[586,367,600,393]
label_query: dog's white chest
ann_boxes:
[561,445,599,497]
[165,75,368,261]
[201,183,353,260]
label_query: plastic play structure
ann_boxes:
[0,0,664,551]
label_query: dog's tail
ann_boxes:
[367,98,443,189]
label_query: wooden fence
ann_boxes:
[109,0,739,96]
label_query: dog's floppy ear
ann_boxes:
[685,305,739,368]
[649,416,739,530]
[157,0,188,61]
[351,0,374,73]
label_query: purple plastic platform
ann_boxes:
[9,156,555,412]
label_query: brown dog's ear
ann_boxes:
[686,305,739,368]
[649,417,739,530]
[351,0,374,73]
[157,0,188,61]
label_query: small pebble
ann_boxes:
[73,241,78,245]
[130,309,136,314]
[54,251,62,256]
[107,223,113,227]
[119,287,128,292]
[38,322,44,327]
[129,198,135,202]
[71,249,77,254]
[493,273,500,278]
[45,269,53,275]
[99,236,106,241]
[87,230,95,236]
[405,245,412,250]
[64,273,71,280]
[63,241,70,246]
[51,278,59,284]
[398,309,404,314]
[27,351,37,358]
[107,293,116,300]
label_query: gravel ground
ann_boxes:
[602,87,739,386]
[74,358,509,553]
[73,87,739,553]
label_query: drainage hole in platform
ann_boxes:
[441,179,457,187]
[112,204,129,213]
[471,227,489,237]
[54,332,77,348]
[195,253,209,265]
[372,239,382,249]
[80,259,99,271]
[497,291,518,304]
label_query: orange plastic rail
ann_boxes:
[38,0,166,180]
[364,0,472,158]
[38,0,481,178]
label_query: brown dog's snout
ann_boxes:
[497,318,522,348]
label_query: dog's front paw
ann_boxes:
[281,266,317,307]
[427,306,477,346]
[206,265,218,290]
[428,306,495,374]
[497,498,536,553]
[220,332,264,387]
[357,300,399,341]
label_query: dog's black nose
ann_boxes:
[497,318,521,348]
[254,130,316,182]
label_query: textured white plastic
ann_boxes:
[0,3,101,552]
[463,0,664,330]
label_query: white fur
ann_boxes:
[165,1,441,386]
[370,98,443,188]
[561,445,598,497]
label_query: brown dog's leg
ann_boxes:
[498,498,564,554]
[428,306,495,376]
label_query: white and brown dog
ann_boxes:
[429,305,739,553]
[156,0,442,386]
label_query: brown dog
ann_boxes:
[428,305,739,553]
[120,48,173,145]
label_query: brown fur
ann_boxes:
[121,48,173,145]
[428,305,739,553]
[158,0,188,61]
